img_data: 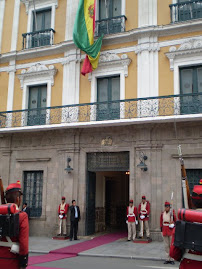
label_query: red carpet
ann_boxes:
[28,232,126,266]
[50,232,127,255]
[28,253,76,265]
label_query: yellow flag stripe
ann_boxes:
[84,0,94,46]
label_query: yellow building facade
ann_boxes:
[0,0,202,238]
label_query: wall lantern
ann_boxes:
[65,157,73,173]
[137,152,148,172]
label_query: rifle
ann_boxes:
[170,191,174,222]
[0,176,6,204]
[178,145,192,209]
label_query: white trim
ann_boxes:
[65,0,80,41]
[1,113,202,134]
[0,0,5,54]
[11,0,20,52]
[21,0,58,14]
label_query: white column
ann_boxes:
[136,36,159,117]
[65,0,80,40]
[0,0,5,53]
[11,0,20,51]
[62,50,80,122]
[6,60,16,127]
[138,0,157,27]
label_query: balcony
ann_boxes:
[95,15,127,36]
[22,28,55,49]
[170,0,202,23]
[0,93,202,130]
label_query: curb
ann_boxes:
[78,253,165,261]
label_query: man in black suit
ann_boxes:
[22,203,31,218]
[69,200,80,241]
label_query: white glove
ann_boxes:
[59,214,63,219]
[169,223,174,229]
[140,215,145,219]
[126,220,128,224]
[136,220,138,225]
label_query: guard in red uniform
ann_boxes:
[57,196,69,236]
[170,180,202,268]
[126,199,138,241]
[160,201,176,264]
[138,195,150,239]
[0,181,29,269]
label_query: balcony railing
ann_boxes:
[95,15,127,36]
[170,0,202,23]
[0,93,202,129]
[22,28,55,49]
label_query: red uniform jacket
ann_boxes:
[170,228,202,269]
[160,210,176,236]
[138,201,150,221]
[0,210,29,269]
[58,203,69,219]
[127,206,138,222]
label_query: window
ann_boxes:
[186,169,202,193]
[97,0,125,35]
[28,85,47,126]
[23,171,43,218]
[180,65,202,114]
[31,9,52,48]
[97,76,120,121]
[178,0,202,22]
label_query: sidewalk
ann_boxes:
[29,236,166,261]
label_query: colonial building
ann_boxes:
[0,0,202,240]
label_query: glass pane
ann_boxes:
[99,0,108,19]
[97,78,108,102]
[178,0,190,2]
[29,88,38,109]
[44,10,51,29]
[111,77,120,101]
[197,68,202,93]
[181,69,193,94]
[112,0,121,17]
[40,86,47,108]
[35,12,43,31]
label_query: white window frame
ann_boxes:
[88,53,131,121]
[95,0,126,20]
[21,0,58,48]
[18,64,57,126]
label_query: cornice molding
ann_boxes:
[21,0,58,14]
[18,63,57,89]
[88,53,131,81]
[166,38,202,70]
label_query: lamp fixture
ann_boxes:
[65,157,73,173]
[137,152,148,172]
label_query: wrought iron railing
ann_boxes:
[95,15,127,36]
[22,28,55,49]
[0,93,202,129]
[170,0,202,23]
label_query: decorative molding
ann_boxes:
[18,63,57,89]
[88,53,131,81]
[135,42,160,54]
[172,154,202,159]
[21,0,58,14]
[166,39,202,70]
[16,158,51,162]
[101,137,113,146]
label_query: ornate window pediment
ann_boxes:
[88,53,131,81]
[166,39,202,70]
[18,63,57,89]
[21,0,58,14]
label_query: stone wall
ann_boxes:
[0,121,202,239]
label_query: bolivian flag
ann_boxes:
[73,0,103,76]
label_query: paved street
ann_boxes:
[29,256,180,269]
